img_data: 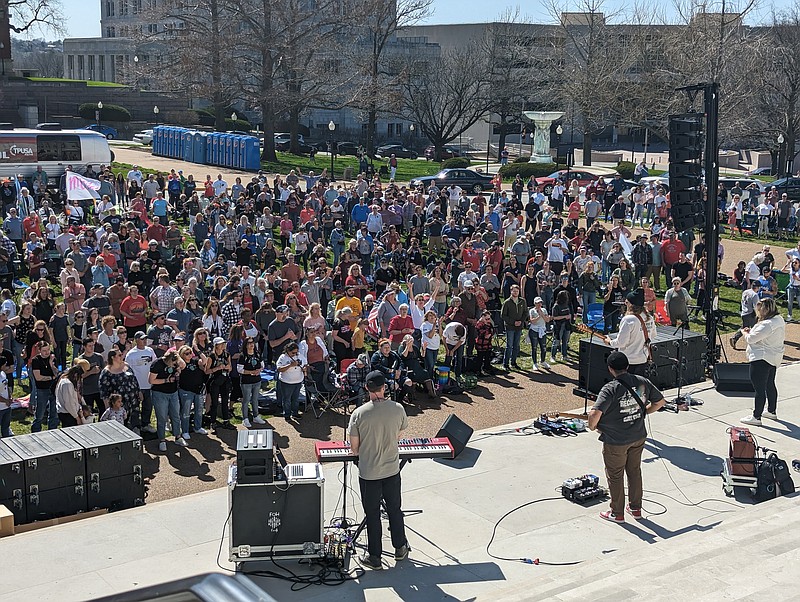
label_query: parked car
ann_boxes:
[766,176,800,200]
[409,168,493,194]
[376,144,418,159]
[337,141,360,156]
[132,129,153,145]
[424,145,461,160]
[534,169,616,195]
[83,124,119,140]
[746,166,776,177]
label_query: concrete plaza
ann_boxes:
[1,363,799,601]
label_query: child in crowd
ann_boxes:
[100,394,126,424]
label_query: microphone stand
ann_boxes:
[672,319,689,408]
[581,304,622,416]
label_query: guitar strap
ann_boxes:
[615,377,648,421]
[634,314,653,364]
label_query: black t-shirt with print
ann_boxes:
[149,358,178,393]
[238,353,263,385]
[178,357,206,394]
[31,355,56,389]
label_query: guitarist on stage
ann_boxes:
[590,289,656,377]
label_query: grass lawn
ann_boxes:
[25,77,126,88]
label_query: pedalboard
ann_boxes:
[561,474,607,504]
[534,415,584,436]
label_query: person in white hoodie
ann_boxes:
[740,298,786,427]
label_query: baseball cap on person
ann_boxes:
[607,351,629,371]
[276,304,289,312]
[534,296,544,304]
[213,337,226,346]
[134,331,147,340]
[626,289,645,307]
[464,281,474,288]
[356,353,369,366]
[365,370,386,391]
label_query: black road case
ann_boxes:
[228,469,324,562]
[3,429,87,522]
[0,440,26,524]
[63,421,145,511]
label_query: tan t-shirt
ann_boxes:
[348,398,408,481]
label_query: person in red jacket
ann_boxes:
[388,304,414,350]
[659,231,686,282]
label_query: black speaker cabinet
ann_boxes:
[229,476,324,562]
[236,429,274,484]
[63,421,145,512]
[0,440,26,524]
[3,430,87,522]
[713,362,755,393]
[436,414,473,458]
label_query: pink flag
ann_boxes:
[66,171,101,201]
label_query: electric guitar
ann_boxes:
[576,323,611,345]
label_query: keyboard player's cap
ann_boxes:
[365,370,386,392]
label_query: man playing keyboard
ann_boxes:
[348,370,410,570]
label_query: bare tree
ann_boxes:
[346,0,433,156]
[137,0,242,131]
[546,0,638,165]
[8,0,63,34]
[749,6,800,173]
[400,45,492,162]
[481,10,547,160]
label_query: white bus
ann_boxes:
[0,127,114,188]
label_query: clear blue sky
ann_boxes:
[51,0,796,39]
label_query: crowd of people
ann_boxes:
[0,158,795,452]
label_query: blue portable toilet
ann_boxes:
[176,127,187,159]
[232,136,242,169]
[215,133,224,165]
[152,126,163,156]
[165,127,174,158]
[182,130,194,163]
[193,132,207,165]
[243,136,260,171]
[223,134,236,167]
[207,133,218,165]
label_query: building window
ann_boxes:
[132,0,142,13]
[88,55,95,79]
[67,55,74,78]
[396,123,403,137]
[119,0,127,15]
[77,55,85,79]
[99,55,105,80]
[106,26,116,38]
[148,23,158,34]
[105,0,115,16]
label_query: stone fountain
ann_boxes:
[522,111,564,163]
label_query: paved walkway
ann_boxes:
[2,362,799,601]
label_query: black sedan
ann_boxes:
[767,176,800,200]
[376,144,418,159]
[410,168,494,194]
[337,141,360,156]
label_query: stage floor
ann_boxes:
[2,363,800,602]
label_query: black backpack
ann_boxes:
[754,453,795,502]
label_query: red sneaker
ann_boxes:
[599,510,625,523]
[626,504,643,519]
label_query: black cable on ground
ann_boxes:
[486,496,583,566]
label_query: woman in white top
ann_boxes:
[420,310,440,379]
[602,289,657,377]
[410,292,437,331]
[741,298,785,427]
[528,296,551,370]
[276,341,305,420]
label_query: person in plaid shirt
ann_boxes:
[474,310,497,376]
[345,353,370,406]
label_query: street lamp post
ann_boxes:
[231,112,237,129]
[778,133,788,198]
[409,123,415,151]
[328,120,336,181]
[153,105,159,125]
[96,101,103,130]
[555,124,563,170]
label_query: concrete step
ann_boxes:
[492,493,800,601]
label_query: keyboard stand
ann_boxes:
[350,458,422,546]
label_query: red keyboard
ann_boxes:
[315,437,454,463]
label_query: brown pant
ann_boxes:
[602,437,645,516]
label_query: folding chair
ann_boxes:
[304,361,347,418]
